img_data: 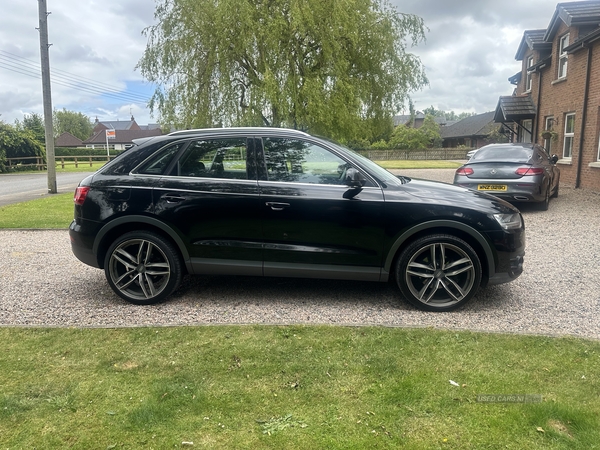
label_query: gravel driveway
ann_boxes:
[1,169,599,339]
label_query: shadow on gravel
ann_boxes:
[141,274,516,313]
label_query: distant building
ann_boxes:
[55,132,83,148]
[393,113,452,128]
[86,116,164,150]
[441,111,498,148]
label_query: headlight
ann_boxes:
[493,213,523,230]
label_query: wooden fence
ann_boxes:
[5,155,116,170]
[356,148,472,161]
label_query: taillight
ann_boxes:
[74,186,90,206]
[456,167,474,176]
[515,167,544,176]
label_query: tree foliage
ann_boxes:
[53,109,93,141]
[386,114,440,150]
[419,114,442,147]
[0,121,45,171]
[15,113,46,144]
[422,106,475,121]
[138,0,428,143]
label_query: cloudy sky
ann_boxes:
[0,0,564,127]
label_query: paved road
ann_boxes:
[0,172,89,206]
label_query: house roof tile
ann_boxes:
[55,132,83,147]
[494,95,537,123]
[544,0,600,41]
[515,29,553,60]
[440,112,496,139]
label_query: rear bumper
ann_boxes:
[69,220,101,268]
[455,181,545,202]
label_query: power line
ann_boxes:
[0,50,153,104]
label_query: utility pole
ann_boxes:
[38,0,56,194]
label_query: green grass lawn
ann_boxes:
[0,192,73,228]
[54,161,108,172]
[0,326,598,449]
[374,160,462,169]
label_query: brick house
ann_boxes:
[86,116,163,150]
[495,0,600,191]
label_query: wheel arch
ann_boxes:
[93,215,190,271]
[383,220,495,285]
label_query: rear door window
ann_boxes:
[174,138,248,180]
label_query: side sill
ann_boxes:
[264,263,381,282]
[190,258,262,277]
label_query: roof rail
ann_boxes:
[167,127,310,137]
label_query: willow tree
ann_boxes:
[138,0,428,142]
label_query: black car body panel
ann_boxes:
[70,127,526,311]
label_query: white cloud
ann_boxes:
[391,0,561,114]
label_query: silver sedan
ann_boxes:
[453,143,560,211]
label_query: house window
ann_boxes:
[521,119,532,143]
[563,113,575,158]
[544,117,555,153]
[526,56,534,92]
[558,34,569,79]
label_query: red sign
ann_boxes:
[106,129,116,139]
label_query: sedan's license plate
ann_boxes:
[478,184,507,191]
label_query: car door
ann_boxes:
[255,136,385,281]
[152,136,263,276]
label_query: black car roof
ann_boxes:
[131,127,312,147]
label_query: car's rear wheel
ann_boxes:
[104,231,183,305]
[395,234,482,312]
[536,185,550,211]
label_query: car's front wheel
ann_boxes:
[104,231,183,305]
[395,234,482,312]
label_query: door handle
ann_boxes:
[164,194,185,203]
[266,202,290,211]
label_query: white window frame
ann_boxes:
[558,34,569,79]
[563,113,575,159]
[526,56,534,92]
[521,119,532,143]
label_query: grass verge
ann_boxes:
[0,326,598,449]
[374,160,463,169]
[0,193,73,228]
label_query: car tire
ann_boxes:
[104,231,183,305]
[551,180,559,198]
[536,186,550,211]
[395,234,482,312]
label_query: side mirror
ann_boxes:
[550,154,559,164]
[343,168,365,199]
[344,168,366,188]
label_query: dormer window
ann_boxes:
[558,33,569,78]
[525,56,534,91]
